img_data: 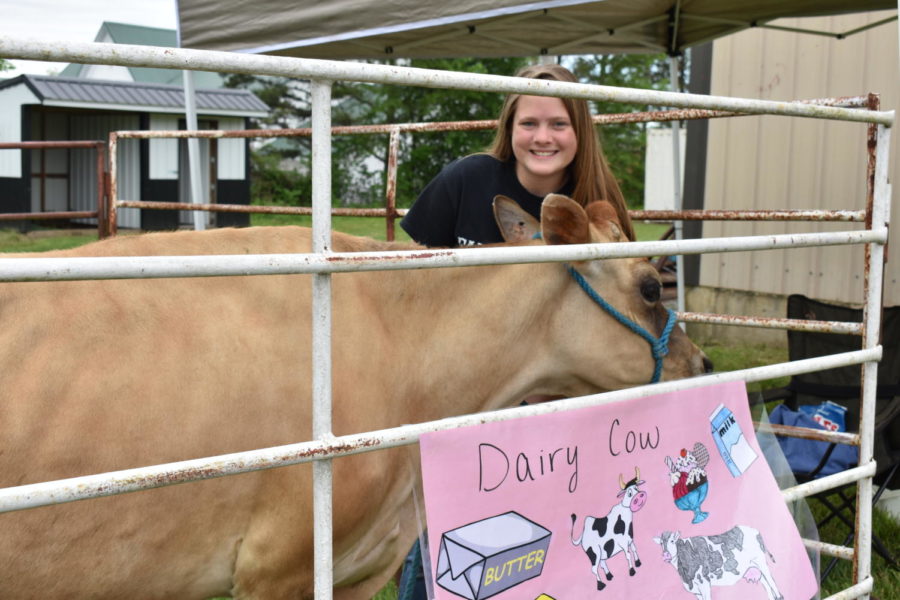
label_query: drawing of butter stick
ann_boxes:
[710,404,758,477]
[435,511,551,600]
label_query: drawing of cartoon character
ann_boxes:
[570,467,647,591]
[653,526,784,600]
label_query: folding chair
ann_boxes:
[763,294,900,580]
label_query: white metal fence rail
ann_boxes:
[0,36,894,600]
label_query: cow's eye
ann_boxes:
[640,278,661,304]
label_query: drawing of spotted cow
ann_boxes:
[653,525,784,600]
[570,468,647,591]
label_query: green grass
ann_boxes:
[701,342,790,394]
[813,493,900,599]
[633,221,670,242]
[0,229,100,253]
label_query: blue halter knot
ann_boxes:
[530,231,676,383]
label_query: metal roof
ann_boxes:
[60,22,226,89]
[1,74,269,117]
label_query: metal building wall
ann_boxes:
[700,10,898,305]
[30,112,69,213]
[0,85,38,178]
[217,117,246,180]
[69,113,141,229]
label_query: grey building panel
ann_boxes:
[18,75,268,115]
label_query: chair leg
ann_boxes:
[817,493,856,531]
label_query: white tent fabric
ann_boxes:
[177,0,895,59]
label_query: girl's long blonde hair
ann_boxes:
[486,64,634,241]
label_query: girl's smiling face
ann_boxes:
[511,95,578,197]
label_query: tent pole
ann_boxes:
[668,54,685,326]
[182,70,206,231]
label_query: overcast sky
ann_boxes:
[1,0,178,76]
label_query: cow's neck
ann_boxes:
[366,260,575,423]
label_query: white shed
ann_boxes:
[0,74,268,230]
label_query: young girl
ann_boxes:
[397,63,633,600]
[401,63,635,246]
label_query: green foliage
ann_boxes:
[227,58,527,209]
[566,54,671,207]
[0,59,12,73]
[228,54,675,210]
[330,57,528,207]
[249,150,311,207]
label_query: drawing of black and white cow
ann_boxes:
[653,525,784,600]
[570,467,647,591]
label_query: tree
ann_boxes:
[331,57,528,206]
[228,54,672,209]
[227,58,527,208]
[566,54,671,207]
[0,59,13,73]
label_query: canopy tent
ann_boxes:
[176,0,896,59]
[176,0,898,307]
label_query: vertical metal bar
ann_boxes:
[385,128,400,241]
[310,78,334,600]
[183,70,206,231]
[95,143,107,238]
[108,132,118,237]
[855,121,891,593]
[668,55,686,324]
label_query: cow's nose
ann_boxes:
[702,356,714,373]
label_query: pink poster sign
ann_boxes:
[419,380,817,600]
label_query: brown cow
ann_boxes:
[0,194,709,599]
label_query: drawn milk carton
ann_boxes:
[710,404,758,477]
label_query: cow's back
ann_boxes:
[0,227,416,598]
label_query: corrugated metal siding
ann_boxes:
[149,114,179,180]
[0,85,38,178]
[218,118,245,180]
[644,128,685,211]
[702,10,898,305]
[30,112,69,214]
[69,113,141,229]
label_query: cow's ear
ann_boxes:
[494,195,540,243]
[652,536,662,545]
[540,194,589,245]
[586,200,623,242]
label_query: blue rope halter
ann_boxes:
[530,231,676,383]
[564,264,677,384]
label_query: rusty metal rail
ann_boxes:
[0,140,110,237]
[105,94,874,239]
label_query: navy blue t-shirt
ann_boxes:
[400,154,574,247]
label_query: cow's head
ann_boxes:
[616,467,647,512]
[494,194,712,394]
[653,531,681,564]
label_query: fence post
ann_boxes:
[385,127,401,241]
[107,133,119,237]
[311,77,335,600]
